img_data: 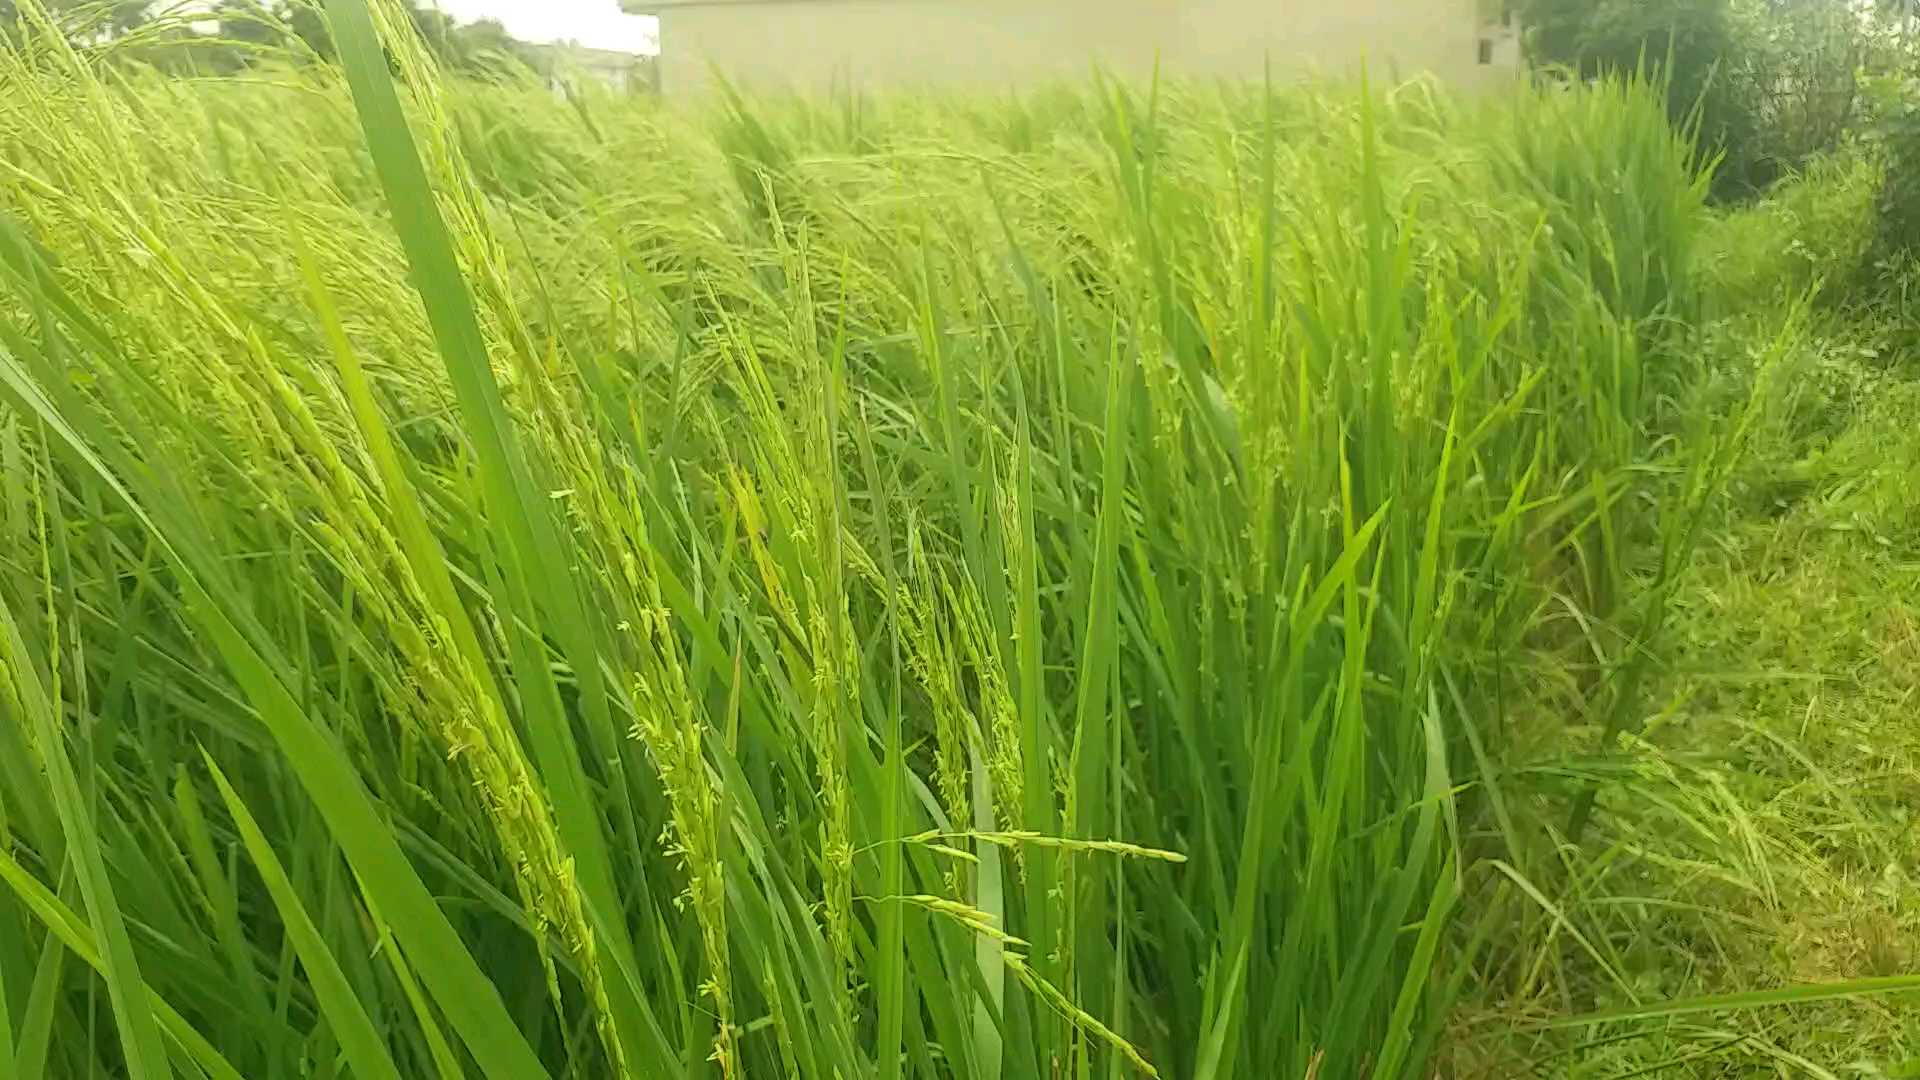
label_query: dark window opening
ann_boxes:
[1477,38,1494,65]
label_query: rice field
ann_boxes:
[0,1,1856,1076]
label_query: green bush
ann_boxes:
[1698,152,1884,311]
[1731,0,1883,176]
[1522,0,1770,197]
[1521,0,1893,201]
[1867,74,1920,267]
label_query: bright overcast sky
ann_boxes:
[428,0,659,54]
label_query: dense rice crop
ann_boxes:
[0,2,1713,1076]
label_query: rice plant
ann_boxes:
[0,1,1716,1076]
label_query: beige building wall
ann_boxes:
[648,0,1515,94]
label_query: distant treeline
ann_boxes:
[0,0,577,79]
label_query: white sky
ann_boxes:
[428,0,660,55]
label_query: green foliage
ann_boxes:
[1521,0,1903,201]
[1522,0,1768,195]
[1699,152,1884,310]
[399,4,540,78]
[1481,155,1920,1070]
[1,0,545,77]
[1867,73,1920,266]
[0,1,1733,1078]
[1731,0,1881,173]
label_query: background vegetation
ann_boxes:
[0,0,628,81]
[1521,0,1914,199]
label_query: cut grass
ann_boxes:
[1453,159,1920,1073]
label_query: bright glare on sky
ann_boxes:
[429,0,659,55]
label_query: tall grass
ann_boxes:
[0,2,1708,1076]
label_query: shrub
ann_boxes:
[1867,73,1920,267]
[1522,0,1895,201]
[1522,0,1769,197]
[1730,0,1879,177]
[1698,152,1884,311]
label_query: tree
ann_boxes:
[448,16,537,78]
[284,0,331,60]
[403,0,455,61]
[4,0,151,45]
[217,0,284,49]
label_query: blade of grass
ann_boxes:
[319,4,672,1070]
[0,339,552,1080]
[1546,975,1920,1027]
[0,588,170,1080]
[200,753,404,1080]
[0,845,240,1080]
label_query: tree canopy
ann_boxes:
[3,0,549,78]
